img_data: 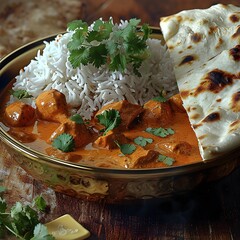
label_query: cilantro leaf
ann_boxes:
[33,196,47,212]
[116,143,136,155]
[11,89,33,100]
[157,154,175,166]
[0,193,55,240]
[97,109,121,135]
[134,136,153,147]
[88,44,108,68]
[146,127,175,138]
[152,94,167,102]
[67,20,88,31]
[0,197,7,213]
[141,23,152,41]
[70,114,84,124]
[108,53,127,73]
[10,202,39,237]
[67,18,151,76]
[31,223,55,240]
[52,133,75,152]
[87,19,113,42]
[67,29,87,51]
[0,186,6,194]
[68,47,90,68]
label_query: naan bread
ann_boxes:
[160,4,240,160]
[160,4,240,79]
[176,45,240,160]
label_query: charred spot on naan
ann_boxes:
[190,113,201,120]
[230,44,240,61]
[229,120,240,133]
[231,91,240,112]
[202,112,221,122]
[161,15,183,23]
[198,135,207,140]
[232,25,240,39]
[215,38,224,50]
[190,33,202,43]
[192,123,201,129]
[194,69,236,95]
[191,112,221,129]
[179,55,197,66]
[179,90,190,100]
[208,26,218,35]
[229,14,240,23]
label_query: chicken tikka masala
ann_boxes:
[0,86,201,169]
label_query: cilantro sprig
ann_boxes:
[97,109,121,135]
[152,93,167,103]
[157,154,175,166]
[134,136,153,147]
[146,127,175,138]
[67,18,151,76]
[52,133,75,152]
[70,114,84,124]
[115,141,136,155]
[0,189,54,240]
[11,89,33,100]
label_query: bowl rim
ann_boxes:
[0,28,236,177]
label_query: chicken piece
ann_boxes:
[126,146,158,168]
[169,93,185,112]
[50,119,93,148]
[36,89,68,123]
[4,101,36,127]
[141,100,174,127]
[162,141,192,155]
[95,100,143,130]
[94,130,129,149]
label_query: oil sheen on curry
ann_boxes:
[0,86,202,169]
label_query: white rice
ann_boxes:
[12,22,177,120]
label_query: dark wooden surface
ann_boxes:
[1,1,240,239]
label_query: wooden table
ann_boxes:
[1,0,240,239]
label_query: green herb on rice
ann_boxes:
[11,89,33,100]
[67,18,151,77]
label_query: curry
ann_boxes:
[0,85,202,169]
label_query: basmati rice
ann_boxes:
[12,22,178,120]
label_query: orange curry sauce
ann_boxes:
[0,82,202,169]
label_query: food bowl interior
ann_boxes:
[0,31,201,173]
[1,30,240,202]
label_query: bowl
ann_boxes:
[1,29,240,203]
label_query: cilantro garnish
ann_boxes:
[11,89,33,100]
[70,114,84,124]
[157,154,175,166]
[152,93,167,102]
[115,141,136,155]
[67,18,151,76]
[32,224,55,240]
[52,133,75,152]
[0,187,54,240]
[33,196,48,213]
[96,109,121,135]
[0,186,6,193]
[134,136,153,147]
[146,127,175,137]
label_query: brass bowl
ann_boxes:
[1,30,240,203]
